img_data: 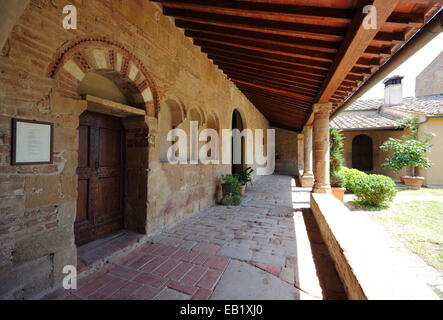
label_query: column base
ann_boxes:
[312,183,332,194]
[301,174,315,188]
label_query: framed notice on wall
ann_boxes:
[12,119,54,165]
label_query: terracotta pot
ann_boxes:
[400,176,406,183]
[403,176,425,190]
[240,185,246,196]
[331,187,346,203]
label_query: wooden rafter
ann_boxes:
[153,0,441,130]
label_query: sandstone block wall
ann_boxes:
[0,0,269,299]
[273,127,298,176]
[416,51,443,97]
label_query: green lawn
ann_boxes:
[363,197,443,297]
[395,185,443,197]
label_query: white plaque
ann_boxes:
[13,119,53,165]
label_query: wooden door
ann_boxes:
[75,111,124,246]
[352,134,373,172]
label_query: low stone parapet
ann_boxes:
[310,193,439,300]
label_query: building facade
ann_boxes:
[332,56,443,186]
[0,0,270,299]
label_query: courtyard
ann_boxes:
[1,1,442,301]
[346,186,443,297]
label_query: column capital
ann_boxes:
[313,103,332,114]
[297,133,304,140]
[302,125,312,134]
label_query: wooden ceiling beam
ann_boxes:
[233,79,315,102]
[157,0,425,28]
[222,69,320,94]
[247,100,310,115]
[237,86,313,107]
[206,52,326,82]
[346,74,364,82]
[356,57,381,67]
[202,48,328,77]
[365,46,392,56]
[177,20,340,51]
[156,0,354,22]
[374,31,406,43]
[236,79,313,106]
[187,30,336,61]
[216,62,321,90]
[218,64,321,90]
[229,75,318,99]
[317,0,400,103]
[163,7,347,38]
[195,40,332,70]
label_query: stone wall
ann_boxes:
[416,51,443,97]
[310,193,438,300]
[0,0,269,299]
[273,127,298,176]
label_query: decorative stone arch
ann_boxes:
[232,108,246,174]
[46,38,159,238]
[163,95,187,127]
[205,110,221,160]
[47,37,159,118]
[159,96,187,162]
[206,110,220,133]
[230,107,248,130]
[188,106,205,127]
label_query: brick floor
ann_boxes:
[45,175,344,300]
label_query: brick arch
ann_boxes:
[47,37,159,117]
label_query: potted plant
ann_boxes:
[330,129,346,202]
[220,174,243,205]
[380,117,434,190]
[234,167,254,196]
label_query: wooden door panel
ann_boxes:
[76,179,89,223]
[78,125,90,168]
[99,127,121,167]
[96,176,122,217]
[75,111,124,246]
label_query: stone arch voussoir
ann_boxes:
[47,37,159,118]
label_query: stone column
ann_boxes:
[297,133,304,172]
[313,103,332,193]
[301,126,314,188]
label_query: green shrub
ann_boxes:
[338,167,367,194]
[221,174,243,206]
[330,129,345,187]
[353,174,397,206]
[234,167,254,186]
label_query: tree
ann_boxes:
[380,117,434,177]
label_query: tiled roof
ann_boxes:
[332,95,443,130]
[394,95,443,115]
[346,98,384,111]
[345,95,443,114]
[331,113,399,130]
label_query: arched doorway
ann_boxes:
[352,134,373,171]
[49,39,158,245]
[76,111,124,245]
[232,109,245,174]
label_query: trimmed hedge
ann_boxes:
[337,167,367,194]
[353,174,397,206]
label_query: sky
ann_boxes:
[359,32,443,100]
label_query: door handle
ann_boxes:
[95,161,99,170]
